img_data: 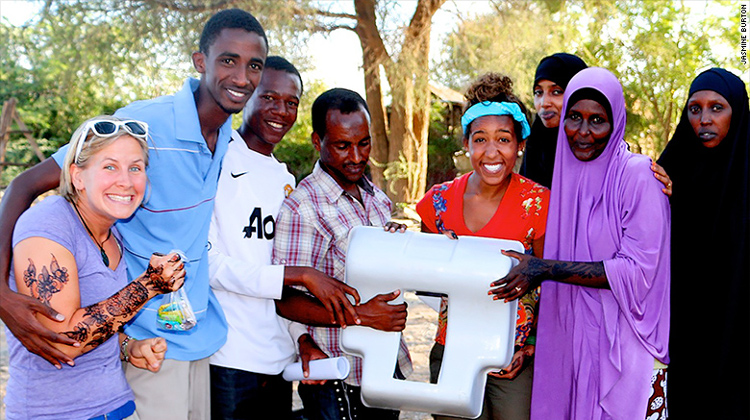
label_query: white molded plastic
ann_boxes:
[341,226,523,418]
[282,357,350,382]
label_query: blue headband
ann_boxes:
[461,101,531,139]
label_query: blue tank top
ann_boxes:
[5,196,133,419]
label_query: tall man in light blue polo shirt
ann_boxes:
[0,9,268,419]
[52,78,237,358]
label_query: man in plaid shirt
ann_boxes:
[273,88,412,420]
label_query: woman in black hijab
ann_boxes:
[520,53,587,188]
[657,68,749,418]
[523,53,674,194]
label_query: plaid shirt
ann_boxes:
[272,162,413,386]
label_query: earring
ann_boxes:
[517,150,524,157]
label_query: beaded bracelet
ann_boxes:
[120,336,133,363]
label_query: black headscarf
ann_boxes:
[657,68,750,418]
[566,87,613,125]
[520,53,587,188]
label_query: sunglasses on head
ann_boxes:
[74,119,149,163]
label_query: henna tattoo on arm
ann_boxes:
[105,281,149,316]
[64,324,88,343]
[23,255,69,305]
[547,261,608,288]
[83,304,109,325]
[142,263,173,293]
[63,280,151,350]
[19,254,161,354]
[523,258,550,288]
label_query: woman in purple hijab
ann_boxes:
[489,68,670,420]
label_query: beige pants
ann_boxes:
[123,358,210,420]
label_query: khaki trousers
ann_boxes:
[124,357,210,420]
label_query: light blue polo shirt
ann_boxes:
[53,78,229,361]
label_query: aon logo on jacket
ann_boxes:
[243,207,275,240]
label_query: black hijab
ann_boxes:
[658,68,750,418]
[520,53,587,188]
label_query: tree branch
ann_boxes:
[144,0,240,12]
[353,0,391,66]
[311,24,356,34]
[402,0,446,57]
[404,0,446,41]
[312,9,358,21]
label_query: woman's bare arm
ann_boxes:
[14,238,184,359]
[0,159,78,367]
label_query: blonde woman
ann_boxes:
[5,116,185,420]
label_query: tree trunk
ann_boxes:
[410,26,432,201]
[386,77,412,201]
[357,36,389,190]
[352,0,445,203]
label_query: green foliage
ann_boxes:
[435,0,737,159]
[1,0,740,192]
[426,99,462,186]
[0,0,317,185]
[437,1,569,108]
[273,79,329,182]
[566,0,729,156]
[1,16,130,185]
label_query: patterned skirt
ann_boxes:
[646,367,668,419]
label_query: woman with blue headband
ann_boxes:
[416,73,548,420]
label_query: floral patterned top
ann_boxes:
[416,172,550,348]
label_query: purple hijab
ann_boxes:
[531,68,670,420]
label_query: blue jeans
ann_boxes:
[298,380,399,420]
[210,365,292,420]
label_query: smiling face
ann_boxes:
[313,108,371,194]
[533,79,566,128]
[687,90,733,148]
[71,135,148,225]
[464,115,522,187]
[564,99,612,162]
[242,68,302,155]
[192,28,268,116]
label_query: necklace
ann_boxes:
[72,201,112,266]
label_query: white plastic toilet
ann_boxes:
[341,226,523,418]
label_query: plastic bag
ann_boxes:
[156,250,197,332]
